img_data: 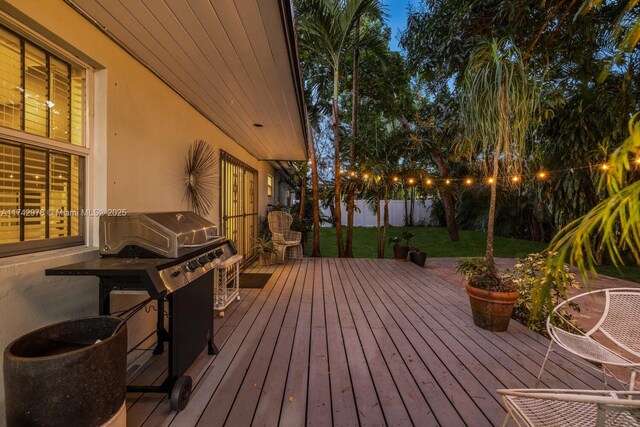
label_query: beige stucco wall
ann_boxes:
[0,0,281,422]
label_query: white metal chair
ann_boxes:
[498,389,640,427]
[267,211,303,263]
[536,288,640,391]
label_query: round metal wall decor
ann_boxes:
[184,140,217,216]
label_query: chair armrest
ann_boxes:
[283,230,302,242]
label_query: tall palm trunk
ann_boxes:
[309,131,321,257]
[382,185,390,258]
[332,67,345,257]
[375,193,382,258]
[431,150,460,241]
[486,85,508,271]
[346,21,360,258]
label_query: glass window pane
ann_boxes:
[23,148,46,241]
[70,67,84,147]
[24,43,48,137]
[49,57,70,143]
[0,142,20,243]
[0,29,22,131]
[49,152,69,238]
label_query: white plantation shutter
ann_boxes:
[0,25,86,256]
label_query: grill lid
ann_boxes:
[100,211,221,258]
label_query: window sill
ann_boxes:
[0,245,98,268]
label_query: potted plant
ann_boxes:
[457,39,540,332]
[253,237,276,266]
[457,258,519,332]
[389,231,414,261]
[409,246,427,267]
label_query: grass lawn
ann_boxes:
[308,226,640,283]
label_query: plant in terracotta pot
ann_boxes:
[389,231,414,261]
[253,237,276,266]
[457,257,519,331]
[458,39,540,332]
[409,246,427,267]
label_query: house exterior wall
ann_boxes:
[0,0,282,421]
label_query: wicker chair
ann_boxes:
[268,211,303,263]
[498,389,640,427]
[536,288,640,391]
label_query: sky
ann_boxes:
[383,0,420,52]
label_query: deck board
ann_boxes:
[124,258,613,427]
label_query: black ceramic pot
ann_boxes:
[393,244,410,261]
[410,251,427,267]
[4,316,127,427]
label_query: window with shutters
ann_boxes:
[0,24,86,257]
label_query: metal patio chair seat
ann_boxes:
[268,211,303,263]
[536,288,640,391]
[498,389,640,427]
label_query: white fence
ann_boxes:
[321,199,435,227]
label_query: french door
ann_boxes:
[220,150,258,266]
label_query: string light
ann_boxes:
[393,176,399,182]
[635,158,640,166]
[349,170,356,177]
[363,173,369,179]
[445,179,451,185]
[426,179,432,185]
[408,178,415,185]
[600,164,609,171]
[464,178,472,185]
[537,171,547,179]
[487,177,495,184]
[511,176,520,183]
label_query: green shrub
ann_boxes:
[509,252,580,337]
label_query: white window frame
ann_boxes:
[0,13,96,258]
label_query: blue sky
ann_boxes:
[383,0,419,52]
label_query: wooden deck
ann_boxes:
[126,258,608,426]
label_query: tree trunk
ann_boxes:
[345,21,360,258]
[332,67,345,257]
[431,151,460,241]
[376,194,383,258]
[487,86,507,271]
[309,130,321,257]
[383,187,390,258]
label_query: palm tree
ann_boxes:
[296,0,386,257]
[460,39,540,271]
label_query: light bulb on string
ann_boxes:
[349,170,356,177]
[465,178,473,185]
[408,178,415,185]
[635,157,640,166]
[392,176,399,183]
[511,176,520,183]
[537,171,547,179]
[426,179,432,185]
[600,164,609,171]
[445,179,451,185]
[487,177,495,185]
[363,173,369,180]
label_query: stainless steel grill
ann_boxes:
[46,211,236,412]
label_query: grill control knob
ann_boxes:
[215,249,224,257]
[198,256,209,265]
[186,260,200,271]
[207,252,217,260]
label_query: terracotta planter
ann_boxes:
[465,283,519,332]
[259,252,275,266]
[409,251,427,267]
[392,244,410,261]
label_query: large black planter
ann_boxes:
[392,244,410,261]
[409,251,428,267]
[4,316,127,427]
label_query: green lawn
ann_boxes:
[308,226,640,283]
